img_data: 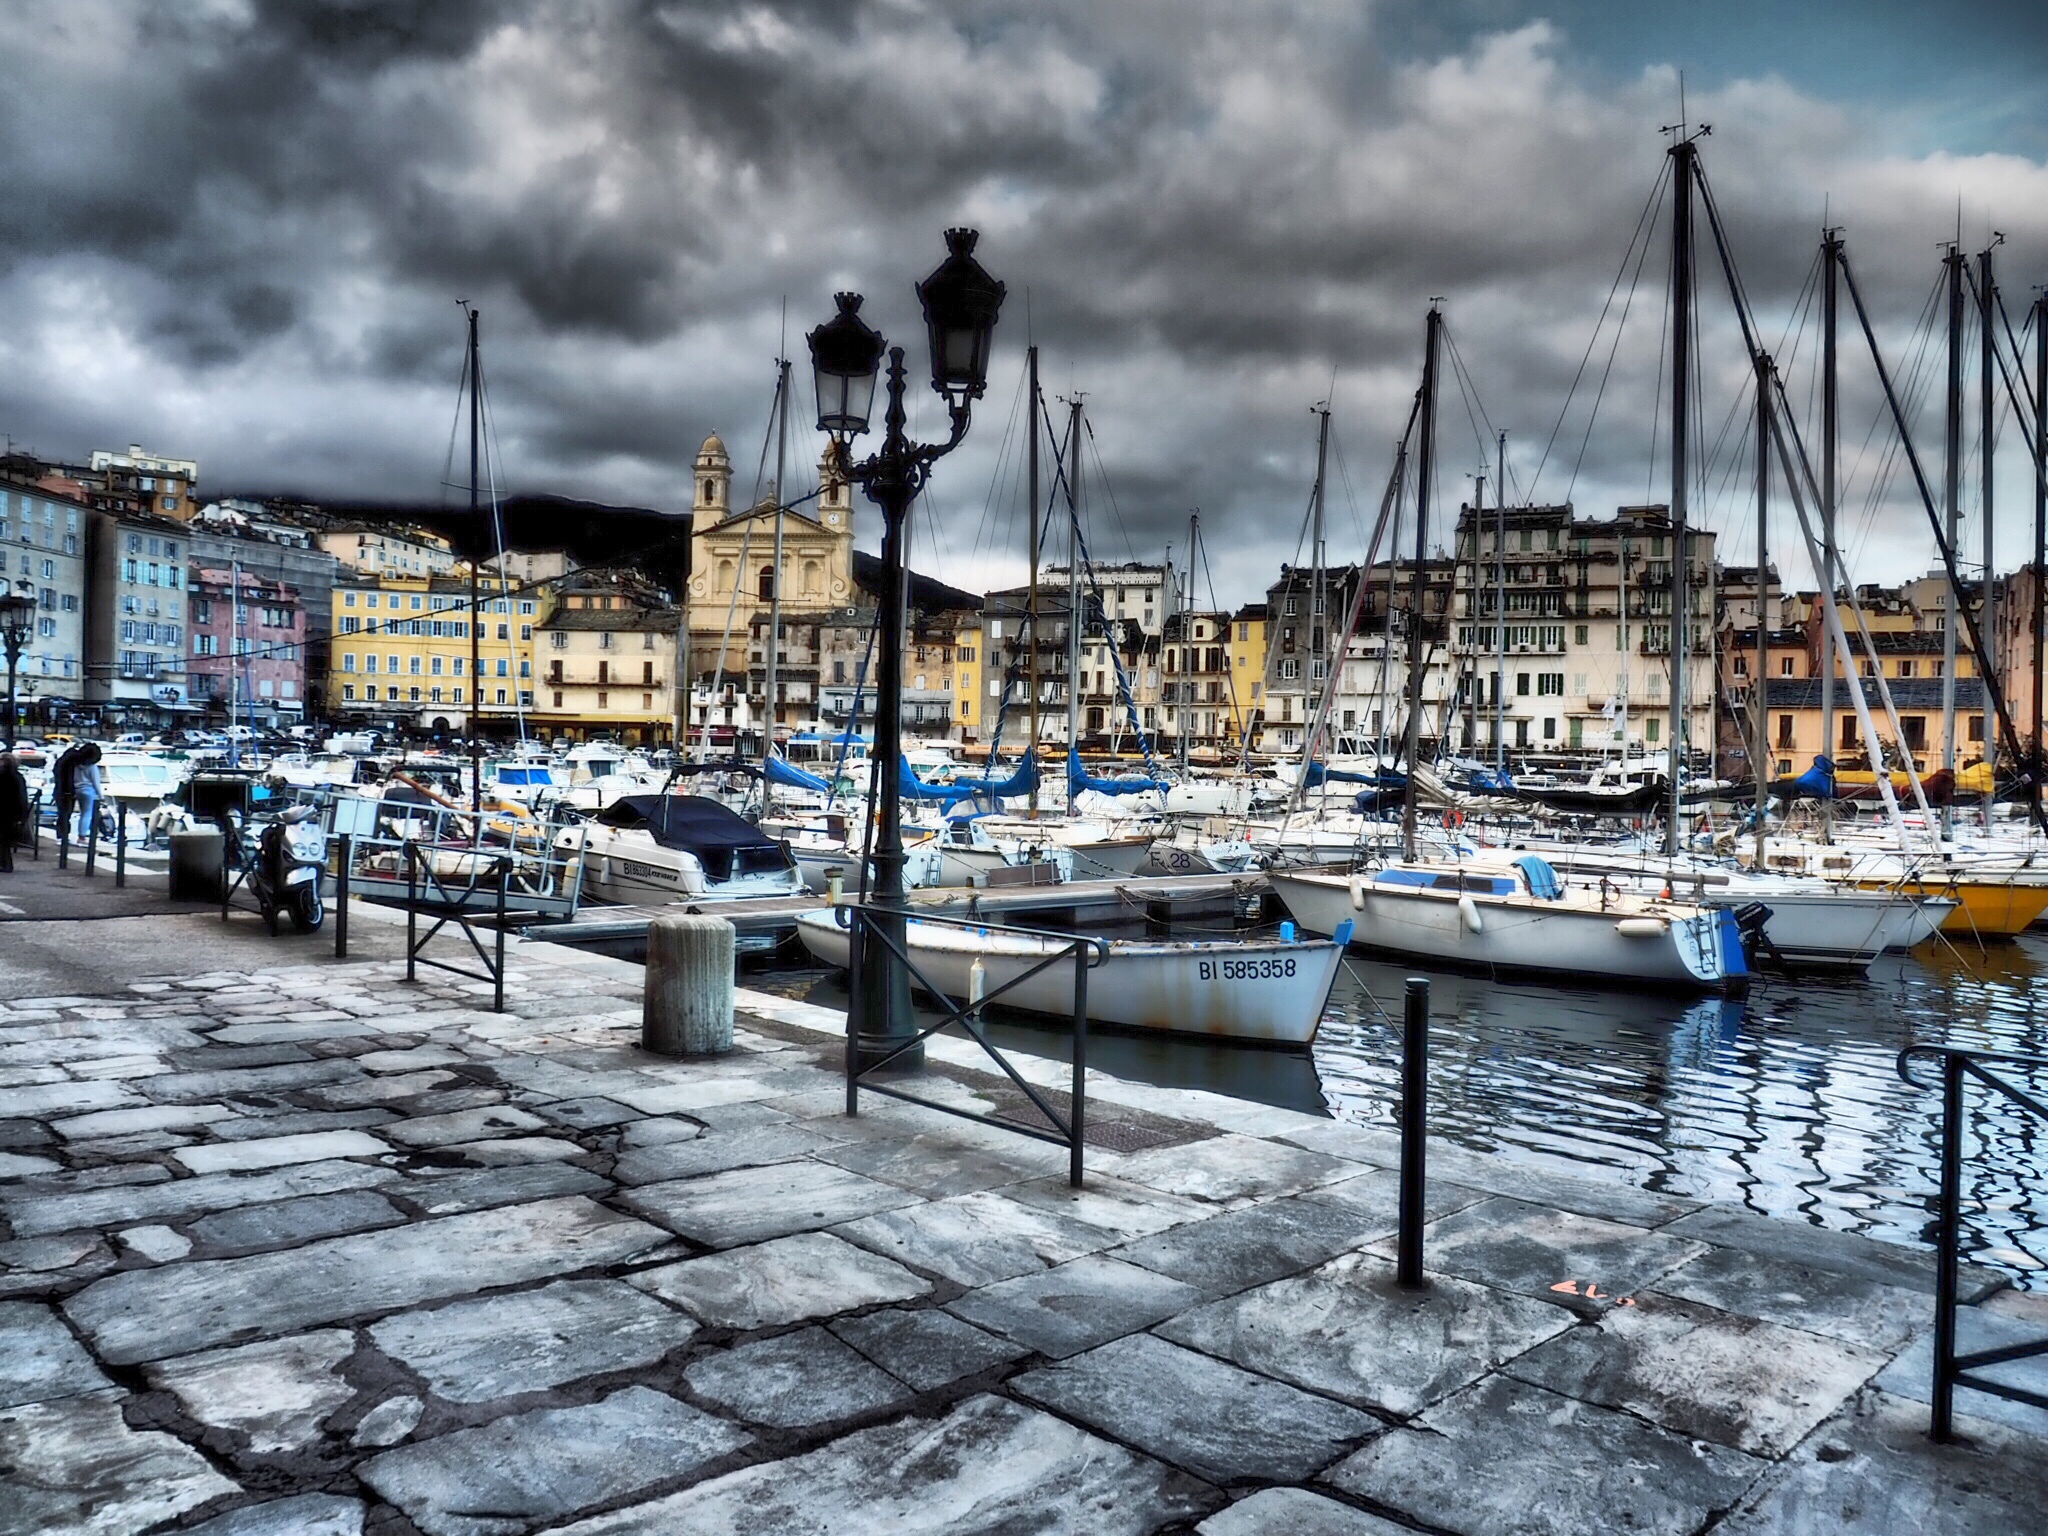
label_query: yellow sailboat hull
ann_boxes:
[1852,877,2048,938]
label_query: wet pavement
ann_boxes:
[0,887,2044,1534]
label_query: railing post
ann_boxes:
[83,805,97,876]
[844,909,864,1117]
[493,858,508,1013]
[334,833,351,959]
[219,818,233,923]
[1398,976,1430,1289]
[114,807,126,888]
[1070,941,1088,1189]
[1932,1050,1965,1442]
[405,841,419,982]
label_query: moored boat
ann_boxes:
[793,909,1349,1046]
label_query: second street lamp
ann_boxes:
[808,228,1005,1071]
[1,585,36,751]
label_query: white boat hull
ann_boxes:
[794,911,1343,1046]
[1271,870,1739,991]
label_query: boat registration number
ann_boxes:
[1199,957,1298,981]
[619,860,672,881]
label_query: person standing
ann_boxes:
[0,750,25,872]
[73,742,104,844]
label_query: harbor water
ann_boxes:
[757,926,2048,1289]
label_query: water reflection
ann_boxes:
[751,932,2048,1289]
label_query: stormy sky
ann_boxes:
[3,0,2046,606]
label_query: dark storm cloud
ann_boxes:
[0,2,2044,600]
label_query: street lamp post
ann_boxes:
[1,585,36,750]
[808,229,1005,1072]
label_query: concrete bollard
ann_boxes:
[643,912,736,1057]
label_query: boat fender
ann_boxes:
[1348,875,1366,911]
[1457,894,1483,935]
[1615,916,1668,938]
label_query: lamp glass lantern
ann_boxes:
[806,292,887,438]
[0,590,34,643]
[916,228,1007,402]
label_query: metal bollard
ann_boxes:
[1397,976,1429,1289]
[57,822,68,870]
[83,810,97,876]
[334,833,352,959]
[115,810,126,888]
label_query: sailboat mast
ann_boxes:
[1495,434,1507,771]
[1820,231,1841,838]
[467,304,483,814]
[1182,512,1196,772]
[2035,294,2047,821]
[1979,244,1998,823]
[1665,135,1695,858]
[1754,352,1771,867]
[762,357,790,816]
[1064,397,1083,765]
[1310,404,1331,763]
[1943,246,1964,840]
[1026,345,1041,812]
[1401,307,1441,861]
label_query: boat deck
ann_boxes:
[523,870,1271,956]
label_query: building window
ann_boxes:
[1646,718,1661,743]
[597,690,609,708]
[1780,656,1795,676]
[1777,714,1794,748]
[342,685,356,701]
[553,690,564,708]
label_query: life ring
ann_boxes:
[1442,809,1465,831]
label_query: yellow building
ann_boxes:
[534,576,679,745]
[329,570,538,730]
[685,434,855,684]
[952,619,984,741]
[1226,602,1269,748]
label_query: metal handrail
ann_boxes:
[401,840,513,1012]
[1896,1043,2048,1440]
[841,902,1109,1187]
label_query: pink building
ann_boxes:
[187,566,306,725]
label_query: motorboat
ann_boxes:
[269,752,362,791]
[556,794,804,904]
[1271,853,1748,993]
[794,909,1351,1046]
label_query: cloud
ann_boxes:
[0,2,2043,608]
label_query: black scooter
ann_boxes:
[250,804,327,934]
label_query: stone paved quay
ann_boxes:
[2,881,2047,1535]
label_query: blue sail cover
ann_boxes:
[764,754,833,794]
[898,753,1037,808]
[951,749,1038,800]
[1788,755,1836,799]
[1067,747,1167,797]
[1306,761,1406,789]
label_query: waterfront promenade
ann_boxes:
[1,870,2044,1534]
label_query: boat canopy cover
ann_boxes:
[790,729,871,745]
[1513,854,1564,900]
[495,765,557,786]
[1303,761,1402,789]
[901,751,1037,807]
[595,795,782,854]
[1789,755,1836,800]
[1067,747,1166,797]
[765,754,832,794]
[1376,867,1517,896]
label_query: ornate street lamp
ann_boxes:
[808,228,1005,1070]
[0,584,36,750]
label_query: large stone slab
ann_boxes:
[1419,1142,1699,1227]
[1110,1195,1386,1295]
[1371,1195,1705,1312]
[0,1388,238,1535]
[1718,1388,2048,1535]
[189,1190,405,1252]
[630,1231,928,1330]
[947,1254,1207,1359]
[812,1130,1057,1197]
[834,1188,1125,1288]
[381,1105,547,1148]
[1327,1375,1764,1536]
[389,1161,607,1215]
[1197,1489,1415,1535]
[1653,1243,1930,1351]
[1102,1132,1357,1205]
[0,1302,110,1408]
[621,1160,917,1248]
[830,1308,1030,1392]
[54,1102,240,1140]
[147,1330,357,1453]
[65,1196,668,1364]
[360,1386,748,1536]
[1013,1332,1377,1483]
[3,1158,396,1238]
[143,1058,359,1103]
[612,1123,834,1185]
[1504,1292,1887,1456]
[369,1278,690,1403]
[181,1494,366,1536]
[611,1078,782,1114]
[543,1393,1211,1536]
[0,1078,138,1118]
[997,1171,1210,1240]
[1158,1251,1571,1415]
[174,1129,391,1174]
[1662,1206,2001,1299]
[681,1326,912,1429]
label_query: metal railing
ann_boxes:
[402,841,512,1013]
[840,905,1107,1187]
[1897,1044,2048,1441]
[333,794,584,921]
